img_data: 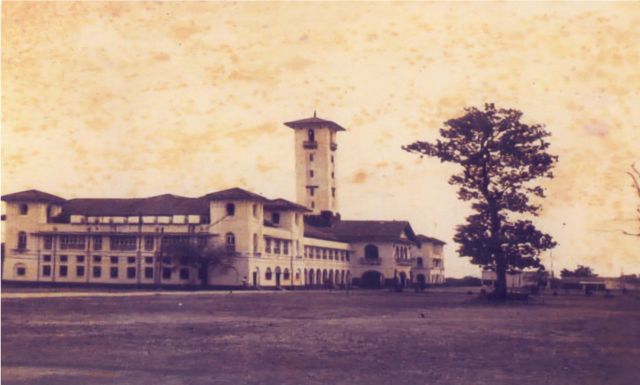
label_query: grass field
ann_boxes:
[2,289,640,385]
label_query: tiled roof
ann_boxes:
[57,194,209,218]
[200,187,268,202]
[284,116,346,132]
[304,219,417,243]
[1,189,66,204]
[416,234,446,245]
[265,198,311,212]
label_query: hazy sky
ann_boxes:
[2,2,639,278]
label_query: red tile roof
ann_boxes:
[1,189,66,204]
[200,188,268,202]
[284,116,346,132]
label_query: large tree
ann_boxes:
[624,163,640,237]
[403,103,557,299]
[162,239,237,288]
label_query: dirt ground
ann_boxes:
[2,289,640,385]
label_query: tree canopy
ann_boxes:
[560,265,596,278]
[403,103,557,298]
[162,239,237,287]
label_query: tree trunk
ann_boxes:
[495,257,507,299]
[200,265,209,288]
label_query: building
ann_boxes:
[1,115,445,289]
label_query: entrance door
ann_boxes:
[252,272,258,288]
[275,272,281,288]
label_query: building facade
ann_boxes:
[1,115,445,289]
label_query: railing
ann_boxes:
[303,140,318,149]
[395,258,414,266]
[359,257,381,265]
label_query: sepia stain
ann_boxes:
[351,170,368,184]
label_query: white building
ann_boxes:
[1,115,445,289]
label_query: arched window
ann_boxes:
[226,203,235,216]
[19,204,28,215]
[265,268,272,280]
[283,268,290,280]
[308,129,315,142]
[364,244,379,260]
[225,232,236,252]
[417,257,424,267]
[252,233,258,253]
[17,231,27,250]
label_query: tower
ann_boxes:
[284,113,345,214]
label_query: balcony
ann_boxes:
[395,258,414,267]
[303,141,318,149]
[330,142,337,151]
[359,257,381,266]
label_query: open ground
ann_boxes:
[2,289,640,385]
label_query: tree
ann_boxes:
[162,239,237,288]
[624,163,640,237]
[403,103,557,299]
[560,265,596,278]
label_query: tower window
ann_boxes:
[17,231,27,250]
[332,188,336,198]
[225,232,236,252]
[309,170,314,178]
[311,201,315,209]
[309,154,314,162]
[19,204,28,215]
[331,172,334,179]
[226,203,235,216]
[308,129,315,142]
[331,156,334,163]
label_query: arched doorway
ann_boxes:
[275,266,282,288]
[361,271,383,289]
[253,268,260,288]
[399,272,407,288]
[316,270,322,285]
[308,269,314,285]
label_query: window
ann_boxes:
[162,268,171,279]
[265,238,271,253]
[346,251,350,261]
[110,267,119,278]
[283,268,290,280]
[307,129,315,142]
[110,236,136,251]
[60,235,85,250]
[274,240,281,254]
[144,267,154,279]
[311,201,315,209]
[93,236,102,250]
[43,255,52,262]
[226,203,235,216]
[59,265,68,277]
[76,255,85,263]
[144,236,154,251]
[127,256,136,264]
[332,188,336,198]
[16,266,26,276]
[180,268,190,280]
[127,267,136,279]
[225,233,236,253]
[304,247,308,258]
[93,266,102,278]
[322,249,327,259]
[144,256,153,264]
[364,244,379,260]
[309,170,314,178]
[331,155,334,163]
[309,188,315,197]
[309,153,314,162]
[265,268,272,280]
[331,172,334,179]
[329,250,333,260]
[42,265,51,277]
[44,236,53,250]
[283,241,289,255]
[295,213,299,225]
[252,204,258,218]
[93,255,102,263]
[253,233,258,254]
[110,256,118,264]
[17,231,27,249]
[272,213,280,225]
[59,255,68,263]
[19,203,28,215]
[76,266,85,277]
[417,257,424,267]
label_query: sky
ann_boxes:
[2,2,639,278]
